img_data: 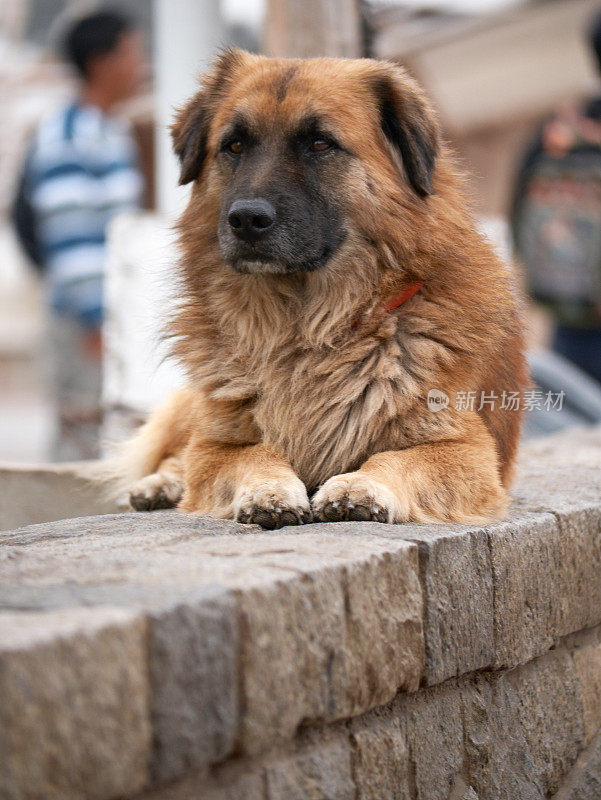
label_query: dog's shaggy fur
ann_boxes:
[120,49,529,528]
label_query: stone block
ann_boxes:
[573,640,601,746]
[236,532,424,753]
[201,775,266,800]
[136,768,266,800]
[352,681,465,800]
[505,649,584,796]
[552,729,601,800]
[402,684,464,800]
[310,520,495,686]
[449,780,479,800]
[487,509,601,668]
[406,525,493,685]
[350,718,411,800]
[461,673,545,800]
[0,607,150,800]
[486,512,563,667]
[265,735,355,800]
[553,508,601,634]
[148,594,239,782]
[448,777,480,800]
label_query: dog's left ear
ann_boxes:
[372,67,441,197]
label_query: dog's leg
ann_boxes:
[181,439,312,529]
[312,414,508,524]
[120,389,196,511]
[129,455,184,511]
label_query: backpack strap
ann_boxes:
[62,102,78,141]
[11,140,43,270]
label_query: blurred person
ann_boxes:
[12,9,145,460]
[511,10,601,385]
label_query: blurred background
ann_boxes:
[2,0,601,465]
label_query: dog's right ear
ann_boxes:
[171,94,212,186]
[171,49,246,186]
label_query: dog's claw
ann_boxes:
[318,499,388,523]
[130,490,171,511]
[279,510,299,527]
[322,502,344,521]
[348,504,372,521]
[236,504,312,529]
[252,509,280,529]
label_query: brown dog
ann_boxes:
[120,49,529,528]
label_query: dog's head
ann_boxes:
[172,50,441,275]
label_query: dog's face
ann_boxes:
[172,51,440,275]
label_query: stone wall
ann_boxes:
[1,427,601,799]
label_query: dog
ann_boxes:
[119,48,529,529]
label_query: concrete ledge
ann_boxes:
[1,427,601,799]
[0,461,123,530]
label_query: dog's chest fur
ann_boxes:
[177,264,463,490]
[205,311,454,490]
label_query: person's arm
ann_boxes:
[508,129,545,259]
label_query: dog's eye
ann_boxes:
[309,138,332,153]
[227,140,244,155]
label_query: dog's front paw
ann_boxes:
[312,472,404,523]
[234,477,312,529]
[129,472,184,511]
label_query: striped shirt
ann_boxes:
[30,101,143,326]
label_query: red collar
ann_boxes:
[352,281,423,329]
[383,281,424,313]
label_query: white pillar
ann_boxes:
[0,0,30,41]
[153,0,224,215]
[103,213,186,440]
[102,2,224,444]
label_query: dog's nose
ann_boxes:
[228,199,276,242]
